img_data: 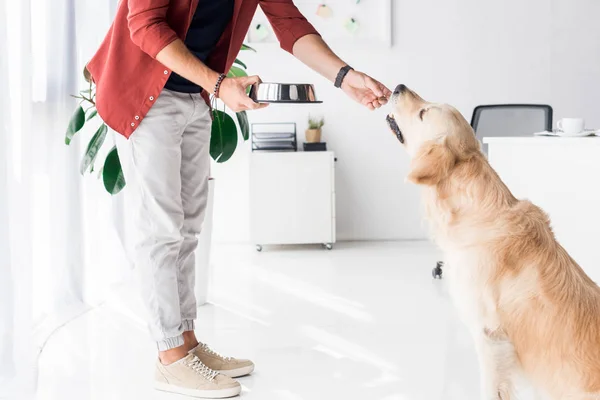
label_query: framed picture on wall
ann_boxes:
[246,0,393,48]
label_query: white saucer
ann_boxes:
[533,129,598,137]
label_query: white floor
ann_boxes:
[36,241,484,400]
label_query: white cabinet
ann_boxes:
[250,151,336,250]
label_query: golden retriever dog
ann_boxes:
[386,84,600,400]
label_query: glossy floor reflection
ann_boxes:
[37,241,482,400]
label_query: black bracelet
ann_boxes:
[334,65,353,88]
[214,73,227,98]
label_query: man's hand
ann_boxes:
[219,76,268,112]
[156,40,268,112]
[341,70,392,110]
[292,35,392,111]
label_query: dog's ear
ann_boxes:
[406,140,456,185]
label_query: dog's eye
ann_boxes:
[419,108,427,120]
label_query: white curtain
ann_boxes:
[0,1,124,398]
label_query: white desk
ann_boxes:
[484,136,600,282]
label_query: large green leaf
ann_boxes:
[80,123,108,175]
[102,146,126,195]
[233,58,247,69]
[236,111,249,141]
[227,66,248,78]
[210,110,238,163]
[241,44,256,52]
[65,106,85,145]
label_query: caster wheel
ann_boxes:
[325,243,333,250]
[256,245,262,252]
[432,261,443,279]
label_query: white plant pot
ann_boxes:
[195,178,215,306]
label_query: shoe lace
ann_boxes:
[187,356,219,381]
[201,343,232,361]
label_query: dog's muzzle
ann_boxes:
[386,114,403,144]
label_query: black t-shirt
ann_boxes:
[164,0,234,93]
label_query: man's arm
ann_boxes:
[260,0,391,110]
[155,40,265,112]
[127,0,217,91]
[156,40,220,93]
[127,0,179,58]
[127,0,263,112]
[259,0,320,54]
[290,34,345,83]
[293,34,391,110]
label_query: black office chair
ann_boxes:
[471,104,553,138]
[431,104,553,279]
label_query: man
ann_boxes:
[87,0,391,398]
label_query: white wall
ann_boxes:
[212,0,600,244]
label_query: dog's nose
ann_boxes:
[393,84,407,96]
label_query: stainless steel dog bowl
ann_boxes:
[249,83,323,104]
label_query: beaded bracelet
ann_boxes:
[214,73,227,98]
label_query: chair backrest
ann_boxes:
[470,104,553,138]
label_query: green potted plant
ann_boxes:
[65,44,257,195]
[306,115,325,143]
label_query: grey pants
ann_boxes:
[116,89,211,351]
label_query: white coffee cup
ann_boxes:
[557,118,585,135]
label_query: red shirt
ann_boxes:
[87,0,319,138]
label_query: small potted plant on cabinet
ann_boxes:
[306,115,325,143]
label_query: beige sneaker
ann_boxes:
[154,354,241,398]
[191,343,255,378]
